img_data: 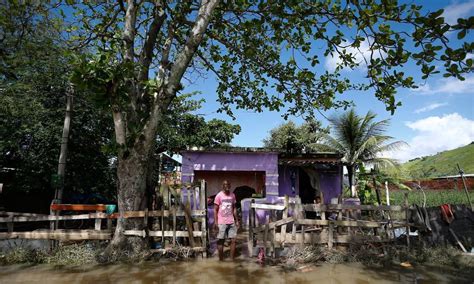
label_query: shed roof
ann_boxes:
[278,152,342,166]
[181,147,342,165]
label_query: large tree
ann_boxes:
[62,0,472,255]
[0,2,240,213]
[324,109,405,197]
[263,119,328,153]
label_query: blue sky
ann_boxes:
[182,0,474,162]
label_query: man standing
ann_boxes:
[214,180,239,260]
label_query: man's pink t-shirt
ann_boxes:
[214,191,236,225]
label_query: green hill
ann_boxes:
[401,142,474,179]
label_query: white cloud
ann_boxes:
[414,75,474,95]
[414,102,448,114]
[390,113,474,162]
[324,39,385,72]
[443,1,474,25]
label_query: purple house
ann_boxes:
[181,147,343,228]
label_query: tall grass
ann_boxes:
[389,190,474,207]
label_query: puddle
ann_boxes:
[0,258,472,283]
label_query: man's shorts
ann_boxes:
[217,223,237,239]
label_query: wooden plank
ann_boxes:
[183,202,196,247]
[187,188,191,207]
[274,232,325,244]
[0,230,112,240]
[193,222,202,246]
[337,209,343,234]
[404,192,410,249]
[107,218,112,231]
[200,179,207,258]
[291,223,297,241]
[124,230,204,238]
[296,219,383,228]
[300,225,305,247]
[274,233,387,244]
[328,223,333,249]
[254,217,294,232]
[346,211,351,236]
[161,203,165,244]
[150,247,205,254]
[51,204,107,211]
[295,197,304,219]
[0,212,50,217]
[7,218,13,233]
[281,195,289,247]
[302,204,403,212]
[0,210,206,223]
[248,199,255,256]
[124,230,147,237]
[153,230,204,237]
[112,209,206,218]
[271,228,275,258]
[263,224,269,251]
[250,203,286,211]
[449,228,468,253]
[94,210,101,231]
[172,206,177,245]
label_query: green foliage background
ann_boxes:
[400,143,474,179]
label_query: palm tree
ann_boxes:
[324,109,406,197]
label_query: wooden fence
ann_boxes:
[248,194,411,257]
[0,180,208,256]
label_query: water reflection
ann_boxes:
[0,258,472,284]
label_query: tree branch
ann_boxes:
[123,0,138,62]
[138,0,166,82]
[165,0,221,96]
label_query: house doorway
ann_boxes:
[298,168,316,204]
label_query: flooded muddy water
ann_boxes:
[0,258,472,283]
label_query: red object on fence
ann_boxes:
[50,204,107,211]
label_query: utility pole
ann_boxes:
[457,163,473,211]
[54,85,74,204]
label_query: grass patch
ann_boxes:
[0,243,103,266]
[389,190,474,207]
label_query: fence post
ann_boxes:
[404,192,410,250]
[300,225,305,248]
[95,210,102,231]
[200,179,207,257]
[281,195,289,246]
[172,205,177,246]
[328,223,334,249]
[248,199,255,256]
[7,215,13,233]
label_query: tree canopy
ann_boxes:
[262,119,328,153]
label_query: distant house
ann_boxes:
[158,153,182,185]
[181,147,343,227]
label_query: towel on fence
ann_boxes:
[440,204,454,224]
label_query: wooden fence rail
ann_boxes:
[248,196,410,257]
[0,180,209,257]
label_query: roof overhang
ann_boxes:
[278,152,342,166]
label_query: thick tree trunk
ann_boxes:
[102,146,152,261]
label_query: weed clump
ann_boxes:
[0,242,103,266]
